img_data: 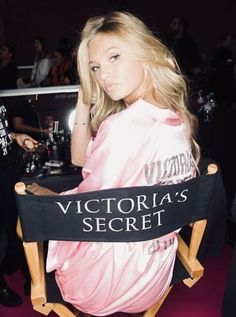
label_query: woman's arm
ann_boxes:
[38,58,52,80]
[71,88,92,167]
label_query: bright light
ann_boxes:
[68,109,76,132]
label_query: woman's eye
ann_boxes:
[110,54,120,62]
[91,65,99,72]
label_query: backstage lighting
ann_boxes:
[68,109,76,132]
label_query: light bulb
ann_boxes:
[68,109,76,132]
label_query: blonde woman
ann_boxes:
[46,11,200,316]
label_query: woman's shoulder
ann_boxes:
[39,55,52,63]
[103,104,143,127]
[99,99,184,139]
[45,53,52,59]
[99,103,154,137]
[107,99,180,124]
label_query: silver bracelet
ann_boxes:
[74,122,88,126]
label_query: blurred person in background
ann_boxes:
[11,96,50,140]
[0,97,37,306]
[212,33,235,109]
[166,16,202,80]
[17,35,52,88]
[46,47,72,86]
[0,44,18,90]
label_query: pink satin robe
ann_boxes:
[46,99,195,315]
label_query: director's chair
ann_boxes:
[15,163,219,317]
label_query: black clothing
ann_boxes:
[0,62,18,90]
[0,98,28,302]
[0,102,16,167]
[11,98,42,140]
[0,163,21,256]
[0,99,21,260]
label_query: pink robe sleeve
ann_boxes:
[78,116,145,192]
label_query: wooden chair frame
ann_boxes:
[15,163,218,317]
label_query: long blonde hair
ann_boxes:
[77,11,200,164]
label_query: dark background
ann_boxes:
[1,0,236,204]
[0,0,235,66]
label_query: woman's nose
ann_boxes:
[100,65,111,81]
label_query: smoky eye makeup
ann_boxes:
[89,46,122,72]
[110,54,120,62]
[91,65,99,72]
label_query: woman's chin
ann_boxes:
[107,93,123,102]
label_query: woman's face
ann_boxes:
[53,51,63,66]
[0,45,11,61]
[34,40,42,53]
[88,33,146,104]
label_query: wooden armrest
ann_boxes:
[15,181,57,196]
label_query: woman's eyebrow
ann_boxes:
[89,46,120,64]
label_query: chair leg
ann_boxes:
[183,276,202,288]
[70,307,92,317]
[33,303,54,315]
[33,302,78,317]
[143,286,173,317]
[53,303,78,317]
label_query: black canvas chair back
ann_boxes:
[17,172,216,243]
